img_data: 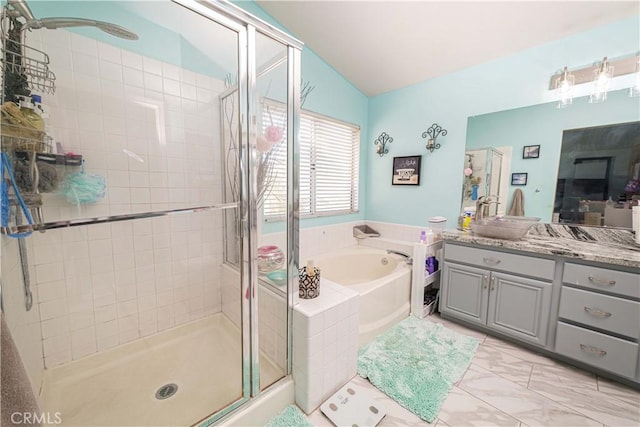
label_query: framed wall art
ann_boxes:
[392,155,422,185]
[511,172,528,186]
[523,145,540,159]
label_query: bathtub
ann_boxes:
[313,246,412,347]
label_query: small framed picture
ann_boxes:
[392,155,422,185]
[511,172,528,186]
[523,145,540,159]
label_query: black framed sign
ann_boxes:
[523,145,540,159]
[392,155,422,185]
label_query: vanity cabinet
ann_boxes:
[441,244,553,347]
[555,262,640,380]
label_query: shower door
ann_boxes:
[0,0,268,425]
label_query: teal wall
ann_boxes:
[466,90,639,221]
[366,15,639,227]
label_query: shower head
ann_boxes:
[26,18,139,40]
[6,0,138,40]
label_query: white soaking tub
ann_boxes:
[313,246,412,346]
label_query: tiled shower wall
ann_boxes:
[27,213,223,368]
[1,236,44,394]
[2,29,228,369]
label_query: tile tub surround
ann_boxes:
[443,223,640,268]
[292,280,359,414]
[305,315,640,427]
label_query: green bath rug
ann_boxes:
[357,317,479,422]
[265,405,311,427]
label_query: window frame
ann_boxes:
[261,99,360,221]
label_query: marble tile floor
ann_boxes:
[306,314,640,427]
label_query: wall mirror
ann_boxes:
[464,89,639,228]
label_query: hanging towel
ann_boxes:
[508,189,525,216]
[1,314,42,427]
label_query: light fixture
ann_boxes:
[629,58,640,98]
[589,57,613,103]
[374,132,393,157]
[555,66,575,108]
[549,54,639,105]
[422,123,447,153]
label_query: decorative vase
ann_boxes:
[298,266,320,299]
[257,245,285,273]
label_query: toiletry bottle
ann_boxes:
[462,212,472,229]
[424,228,434,245]
[17,95,45,132]
[425,247,439,275]
[420,230,426,244]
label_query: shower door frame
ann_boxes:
[171,0,302,425]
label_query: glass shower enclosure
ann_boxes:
[0,0,301,425]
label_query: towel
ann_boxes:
[508,189,525,216]
[1,314,42,427]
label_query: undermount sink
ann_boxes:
[470,216,540,240]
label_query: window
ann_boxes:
[261,99,360,219]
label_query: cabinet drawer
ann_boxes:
[559,287,640,339]
[563,263,640,299]
[555,322,638,379]
[444,244,555,280]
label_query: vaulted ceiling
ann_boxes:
[256,1,639,96]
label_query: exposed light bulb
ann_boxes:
[589,57,613,103]
[555,66,575,108]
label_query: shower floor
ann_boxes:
[41,314,284,427]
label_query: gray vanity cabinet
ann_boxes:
[486,272,551,346]
[555,262,640,380]
[440,262,488,326]
[441,243,554,347]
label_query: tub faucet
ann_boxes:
[386,249,413,266]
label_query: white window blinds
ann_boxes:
[261,99,360,218]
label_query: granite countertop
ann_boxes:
[443,223,640,269]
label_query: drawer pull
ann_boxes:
[588,276,616,286]
[483,257,501,266]
[579,344,607,356]
[583,307,612,318]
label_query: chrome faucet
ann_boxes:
[475,196,500,221]
[386,249,413,265]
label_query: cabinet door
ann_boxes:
[487,272,552,346]
[440,262,489,326]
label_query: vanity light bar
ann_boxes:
[549,55,640,89]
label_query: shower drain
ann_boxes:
[155,383,178,400]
